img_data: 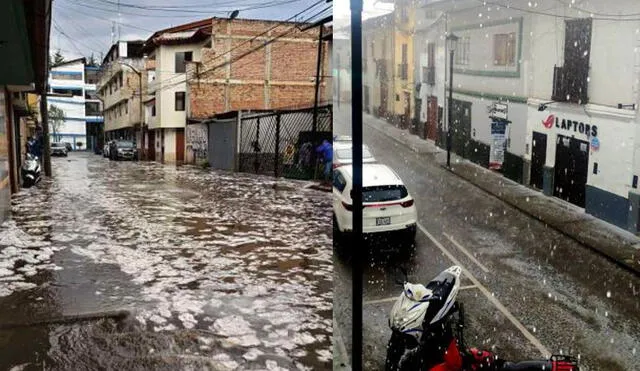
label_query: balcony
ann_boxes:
[397,63,408,80]
[552,65,589,104]
[423,66,435,85]
[375,59,388,80]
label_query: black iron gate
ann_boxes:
[238,105,333,180]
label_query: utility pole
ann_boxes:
[40,95,51,176]
[350,0,364,369]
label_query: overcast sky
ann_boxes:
[51,0,334,61]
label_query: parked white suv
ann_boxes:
[333,163,417,245]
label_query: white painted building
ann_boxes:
[419,0,640,232]
[97,40,146,149]
[141,19,210,164]
[47,58,103,151]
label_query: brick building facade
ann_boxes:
[187,18,331,120]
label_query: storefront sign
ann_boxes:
[488,102,508,120]
[541,114,598,137]
[489,121,507,170]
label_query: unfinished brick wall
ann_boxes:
[188,18,330,119]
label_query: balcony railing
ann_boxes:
[423,66,435,85]
[397,63,408,80]
[552,65,589,104]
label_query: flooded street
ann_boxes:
[0,153,332,370]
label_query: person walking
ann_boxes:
[316,139,333,181]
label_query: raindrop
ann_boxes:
[605,311,609,317]
[479,13,483,17]
[489,212,493,217]
[526,197,530,202]
[606,290,611,298]
[527,1,532,6]
[633,348,636,355]
[583,50,588,56]
[480,23,484,28]
[610,338,614,344]
[574,41,578,47]
[587,76,590,82]
[532,326,536,333]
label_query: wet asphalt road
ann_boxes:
[333,104,640,371]
[0,153,332,371]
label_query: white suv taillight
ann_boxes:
[400,199,414,208]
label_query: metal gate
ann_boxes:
[238,105,333,180]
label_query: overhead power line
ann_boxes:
[476,0,640,21]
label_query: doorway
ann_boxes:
[451,99,472,158]
[176,128,185,164]
[425,96,438,141]
[554,134,589,207]
[403,92,411,130]
[364,86,370,114]
[530,131,547,190]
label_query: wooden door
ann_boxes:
[148,130,156,161]
[426,96,438,141]
[176,129,185,164]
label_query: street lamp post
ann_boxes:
[446,33,458,168]
[119,61,144,160]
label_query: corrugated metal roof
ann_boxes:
[157,31,198,41]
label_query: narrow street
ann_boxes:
[0,153,332,370]
[333,105,640,371]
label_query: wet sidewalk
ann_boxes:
[361,110,640,275]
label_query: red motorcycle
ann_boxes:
[385,266,580,371]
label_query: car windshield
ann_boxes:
[362,185,408,203]
[336,147,373,160]
[118,141,135,148]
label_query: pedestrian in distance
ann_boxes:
[316,139,332,182]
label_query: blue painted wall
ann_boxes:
[585,185,629,229]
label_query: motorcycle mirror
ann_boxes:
[394,266,409,285]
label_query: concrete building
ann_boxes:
[0,0,52,221]
[362,14,394,119]
[187,18,330,120]
[141,19,212,164]
[185,17,331,166]
[47,57,104,151]
[97,40,146,150]
[419,0,640,232]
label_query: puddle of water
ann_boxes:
[0,155,333,370]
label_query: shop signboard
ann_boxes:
[489,120,507,170]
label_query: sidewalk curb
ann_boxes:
[365,116,640,275]
[333,318,352,371]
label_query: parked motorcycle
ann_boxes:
[21,153,42,188]
[385,266,580,371]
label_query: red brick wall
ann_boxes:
[189,19,330,119]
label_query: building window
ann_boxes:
[125,100,129,114]
[151,104,156,116]
[455,36,470,65]
[85,102,101,116]
[175,92,186,111]
[51,72,83,80]
[175,51,193,73]
[493,33,516,66]
[52,88,82,96]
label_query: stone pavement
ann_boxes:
[362,111,640,275]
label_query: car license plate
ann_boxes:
[376,217,391,226]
